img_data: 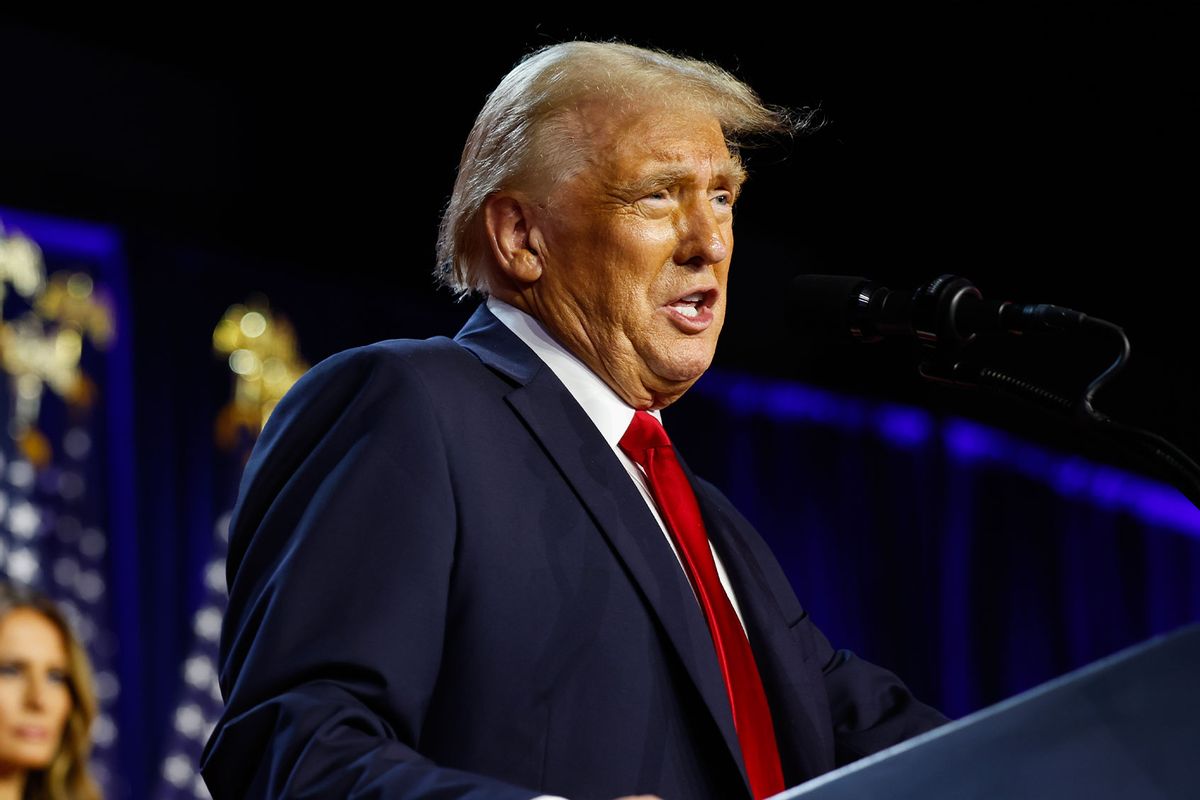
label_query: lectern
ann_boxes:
[779,625,1200,799]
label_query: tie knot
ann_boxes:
[619,410,672,468]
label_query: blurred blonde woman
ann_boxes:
[0,584,101,800]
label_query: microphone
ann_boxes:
[789,275,1200,508]
[791,274,1088,345]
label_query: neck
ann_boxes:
[0,766,26,800]
[490,290,690,410]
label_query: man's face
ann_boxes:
[524,104,744,409]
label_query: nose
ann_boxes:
[23,676,48,710]
[673,196,730,268]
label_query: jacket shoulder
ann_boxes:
[229,336,481,561]
[258,336,479,446]
[290,335,475,400]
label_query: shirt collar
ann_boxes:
[486,296,662,448]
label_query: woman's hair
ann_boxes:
[0,583,102,800]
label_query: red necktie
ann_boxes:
[619,410,785,800]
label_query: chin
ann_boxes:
[648,350,716,386]
[1,749,57,769]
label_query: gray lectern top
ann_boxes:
[778,624,1200,800]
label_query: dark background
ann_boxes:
[1,12,1194,474]
[1,11,1196,798]
[2,9,1190,462]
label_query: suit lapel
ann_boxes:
[456,305,750,791]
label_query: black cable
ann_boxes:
[1077,316,1131,422]
[949,316,1200,508]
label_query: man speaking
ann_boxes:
[201,41,946,799]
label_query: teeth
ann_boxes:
[668,292,706,320]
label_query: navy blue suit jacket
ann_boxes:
[201,305,945,799]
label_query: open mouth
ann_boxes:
[662,288,718,329]
[666,288,717,316]
[668,292,707,318]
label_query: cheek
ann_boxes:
[0,689,20,719]
[47,689,73,727]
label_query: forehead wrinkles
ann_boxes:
[559,102,734,178]
[629,147,744,186]
[583,129,740,204]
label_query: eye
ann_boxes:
[711,191,735,209]
[642,189,672,202]
[0,662,22,677]
[47,669,70,685]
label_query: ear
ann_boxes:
[483,192,544,285]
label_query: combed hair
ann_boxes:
[0,583,102,800]
[435,40,801,297]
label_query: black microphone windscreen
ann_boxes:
[790,274,871,335]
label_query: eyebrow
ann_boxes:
[0,657,68,669]
[0,652,67,666]
[618,158,748,198]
